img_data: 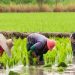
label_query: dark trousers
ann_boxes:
[71,42,75,55]
[71,42,75,64]
[29,52,44,65]
[39,54,44,61]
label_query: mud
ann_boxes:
[0,64,75,75]
[0,32,71,39]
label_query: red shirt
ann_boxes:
[0,46,4,56]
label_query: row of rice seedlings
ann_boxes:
[0,38,29,68]
[0,13,75,32]
[0,38,72,68]
[44,38,72,67]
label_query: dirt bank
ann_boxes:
[0,32,71,39]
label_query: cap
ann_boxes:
[47,39,56,50]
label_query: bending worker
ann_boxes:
[27,33,56,65]
[0,34,13,57]
[70,32,75,64]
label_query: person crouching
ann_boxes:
[27,33,56,65]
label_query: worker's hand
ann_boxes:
[31,52,37,58]
[0,53,3,56]
[33,56,40,64]
[35,56,44,65]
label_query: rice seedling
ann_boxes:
[0,13,75,32]
[0,38,29,68]
[0,37,72,69]
[44,38,72,67]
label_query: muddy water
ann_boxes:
[23,66,44,75]
[25,65,75,75]
[0,69,5,75]
[0,64,75,75]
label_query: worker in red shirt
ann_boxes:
[27,33,56,65]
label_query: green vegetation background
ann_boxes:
[0,13,75,32]
[0,0,75,4]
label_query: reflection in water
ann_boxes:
[24,66,44,75]
[23,64,75,75]
[1,64,75,75]
[0,69,5,75]
[29,67,43,75]
[72,56,75,64]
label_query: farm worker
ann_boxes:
[27,33,56,65]
[0,34,13,57]
[70,33,75,64]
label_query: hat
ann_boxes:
[0,34,12,57]
[47,39,56,50]
[71,33,75,39]
[70,33,75,44]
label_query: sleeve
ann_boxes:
[26,36,33,51]
[43,48,48,54]
[30,42,43,51]
[27,43,33,51]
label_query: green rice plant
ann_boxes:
[9,71,20,75]
[58,62,67,67]
[0,38,72,68]
[44,38,72,67]
[0,38,29,68]
[57,67,65,72]
[44,49,57,66]
[0,13,75,32]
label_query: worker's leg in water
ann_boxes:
[38,54,44,65]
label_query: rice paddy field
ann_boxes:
[0,12,74,75]
[0,12,75,32]
[0,38,72,67]
[0,37,73,75]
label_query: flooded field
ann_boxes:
[0,38,73,75]
[0,64,75,75]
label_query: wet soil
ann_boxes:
[0,32,71,39]
[0,64,75,75]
